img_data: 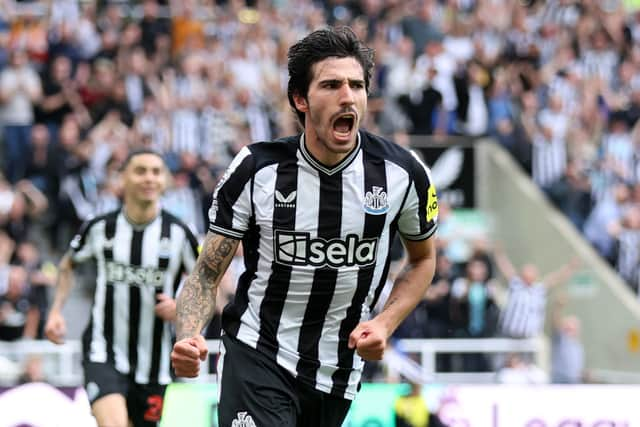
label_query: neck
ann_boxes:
[123,200,159,225]
[303,130,357,167]
[307,143,347,166]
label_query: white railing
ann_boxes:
[0,339,83,386]
[197,337,548,385]
[1,337,548,387]
[393,337,547,384]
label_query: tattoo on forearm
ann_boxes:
[176,234,237,340]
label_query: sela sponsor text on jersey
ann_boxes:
[274,230,378,267]
[105,261,166,287]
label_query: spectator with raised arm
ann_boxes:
[494,244,580,339]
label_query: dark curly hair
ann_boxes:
[287,26,375,125]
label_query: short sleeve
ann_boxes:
[68,219,97,263]
[397,150,438,241]
[181,224,200,273]
[208,146,255,239]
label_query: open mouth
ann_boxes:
[332,113,356,138]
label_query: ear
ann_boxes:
[292,92,309,113]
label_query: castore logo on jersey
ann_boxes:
[275,190,296,208]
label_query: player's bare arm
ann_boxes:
[44,253,75,344]
[173,232,239,377]
[543,257,580,288]
[175,232,239,340]
[349,236,436,360]
[380,236,437,331]
[493,242,518,280]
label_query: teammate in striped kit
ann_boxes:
[45,149,199,427]
[171,27,438,427]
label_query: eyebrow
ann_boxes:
[319,78,365,85]
[133,164,163,171]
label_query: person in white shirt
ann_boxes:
[0,49,41,183]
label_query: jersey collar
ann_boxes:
[121,207,161,231]
[299,131,361,176]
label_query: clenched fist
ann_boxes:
[171,335,208,377]
[348,320,389,361]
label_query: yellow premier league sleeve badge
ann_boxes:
[427,184,438,222]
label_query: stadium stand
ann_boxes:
[1,0,640,405]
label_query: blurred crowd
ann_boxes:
[2,0,640,386]
[375,205,585,384]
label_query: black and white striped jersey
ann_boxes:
[616,228,640,291]
[498,277,547,339]
[209,130,438,399]
[531,135,567,188]
[70,208,199,385]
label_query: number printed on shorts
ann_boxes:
[144,394,163,422]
